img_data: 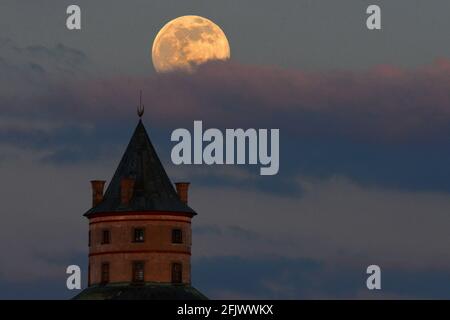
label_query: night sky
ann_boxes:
[1,0,450,299]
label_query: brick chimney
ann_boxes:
[90,180,106,207]
[121,177,135,206]
[175,182,190,204]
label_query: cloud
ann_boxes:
[2,52,450,191]
[2,50,450,141]
[0,38,88,82]
[143,59,450,142]
[192,255,450,299]
[0,40,88,118]
[190,175,450,270]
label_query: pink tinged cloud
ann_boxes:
[3,57,450,142]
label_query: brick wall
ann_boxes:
[88,213,192,285]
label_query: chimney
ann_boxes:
[175,182,190,204]
[121,177,135,206]
[90,180,106,207]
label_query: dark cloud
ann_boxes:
[3,54,450,141]
[172,60,450,142]
[0,38,89,79]
[2,55,450,192]
[192,256,450,299]
[190,181,450,272]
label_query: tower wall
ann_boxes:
[88,213,192,285]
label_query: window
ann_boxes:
[101,229,110,244]
[133,228,145,243]
[101,262,109,284]
[172,229,183,244]
[132,261,145,283]
[172,263,182,284]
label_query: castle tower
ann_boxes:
[75,119,206,300]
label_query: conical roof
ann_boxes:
[84,120,196,216]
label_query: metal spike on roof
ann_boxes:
[137,90,144,118]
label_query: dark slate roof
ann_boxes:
[84,120,196,216]
[73,284,208,300]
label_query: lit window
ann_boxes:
[101,229,110,244]
[132,261,145,283]
[172,229,183,244]
[101,263,109,284]
[172,263,182,284]
[133,228,145,243]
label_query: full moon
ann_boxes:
[152,15,230,73]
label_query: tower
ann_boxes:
[75,116,206,300]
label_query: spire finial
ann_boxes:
[137,90,144,118]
